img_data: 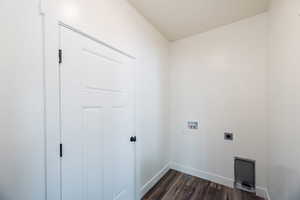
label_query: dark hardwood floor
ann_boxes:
[142,170,264,200]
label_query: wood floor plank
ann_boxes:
[189,178,210,200]
[142,170,265,200]
[170,175,199,200]
[143,170,181,200]
[173,176,200,200]
[160,173,186,200]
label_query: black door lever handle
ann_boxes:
[130,136,137,143]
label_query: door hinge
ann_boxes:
[60,143,63,157]
[58,49,62,64]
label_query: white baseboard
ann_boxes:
[170,162,233,187]
[265,189,271,200]
[256,187,270,200]
[170,162,270,200]
[139,162,171,199]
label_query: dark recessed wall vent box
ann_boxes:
[234,157,256,193]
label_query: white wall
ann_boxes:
[169,14,268,190]
[0,1,45,200]
[268,0,300,199]
[0,0,169,199]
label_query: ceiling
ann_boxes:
[128,0,269,41]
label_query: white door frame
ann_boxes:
[42,2,139,199]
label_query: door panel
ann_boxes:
[60,26,135,200]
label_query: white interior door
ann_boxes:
[60,26,136,200]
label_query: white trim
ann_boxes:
[59,22,136,60]
[43,1,61,199]
[265,189,271,200]
[134,59,139,200]
[39,0,46,15]
[170,162,233,188]
[139,163,171,199]
[170,162,270,200]
[256,187,270,200]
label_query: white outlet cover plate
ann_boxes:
[186,120,200,130]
